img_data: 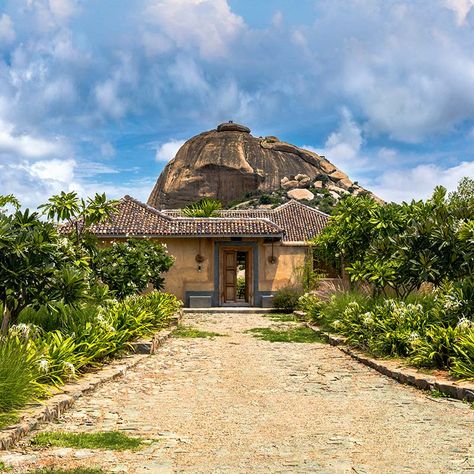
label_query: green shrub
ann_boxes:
[450,325,474,379]
[1,291,181,419]
[410,325,458,369]
[297,293,323,321]
[93,239,174,299]
[0,336,44,412]
[273,287,303,311]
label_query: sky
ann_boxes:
[0,0,473,208]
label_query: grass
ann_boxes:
[31,431,143,451]
[173,326,224,338]
[29,469,104,474]
[0,412,19,430]
[247,326,327,343]
[429,389,451,399]
[0,462,10,472]
[262,313,297,322]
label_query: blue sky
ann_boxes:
[0,0,473,208]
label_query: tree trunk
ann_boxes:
[1,301,10,335]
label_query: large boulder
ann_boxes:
[287,188,314,201]
[148,121,375,208]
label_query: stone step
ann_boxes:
[183,307,284,314]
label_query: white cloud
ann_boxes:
[370,161,474,202]
[0,120,64,158]
[0,14,15,44]
[144,0,245,59]
[155,139,185,162]
[94,80,127,119]
[28,158,76,182]
[445,0,474,25]
[48,0,78,21]
[304,108,367,175]
[323,108,363,165]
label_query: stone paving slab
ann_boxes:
[1,312,473,473]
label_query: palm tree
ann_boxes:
[181,198,222,217]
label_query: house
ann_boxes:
[88,195,330,308]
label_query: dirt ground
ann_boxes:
[1,312,473,473]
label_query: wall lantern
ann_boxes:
[267,240,277,264]
[196,239,205,272]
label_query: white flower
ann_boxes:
[38,359,49,374]
[362,312,374,326]
[63,362,76,378]
[409,331,420,341]
[456,317,474,331]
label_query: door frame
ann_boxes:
[219,246,253,306]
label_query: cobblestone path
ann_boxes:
[2,312,474,473]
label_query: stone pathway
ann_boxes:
[2,312,474,473]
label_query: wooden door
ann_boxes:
[223,250,237,303]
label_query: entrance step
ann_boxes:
[183,307,282,314]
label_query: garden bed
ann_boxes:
[0,309,182,451]
[299,314,474,403]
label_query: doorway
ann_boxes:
[222,248,252,305]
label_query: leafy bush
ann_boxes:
[1,292,181,419]
[451,328,474,379]
[93,239,174,299]
[273,287,303,311]
[0,335,44,412]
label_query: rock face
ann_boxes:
[148,122,373,208]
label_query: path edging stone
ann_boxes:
[298,313,474,403]
[0,311,182,451]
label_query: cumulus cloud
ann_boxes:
[370,161,474,202]
[0,120,64,158]
[445,0,474,25]
[155,140,185,162]
[1,0,474,206]
[144,0,245,59]
[321,108,364,168]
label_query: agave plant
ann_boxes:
[181,198,222,217]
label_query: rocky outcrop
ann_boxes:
[148,122,375,208]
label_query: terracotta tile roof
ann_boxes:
[70,196,285,238]
[162,200,329,242]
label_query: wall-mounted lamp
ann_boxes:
[267,240,277,264]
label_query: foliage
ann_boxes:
[173,326,224,338]
[313,178,474,298]
[272,286,303,311]
[31,431,144,451]
[247,326,326,343]
[92,239,174,299]
[0,207,87,330]
[182,198,222,217]
[236,276,246,299]
[298,287,474,379]
[262,313,298,322]
[39,191,117,244]
[0,335,44,412]
[1,292,181,420]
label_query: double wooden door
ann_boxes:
[222,249,251,305]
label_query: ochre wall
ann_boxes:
[259,242,308,291]
[100,237,309,304]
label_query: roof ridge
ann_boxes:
[274,198,331,217]
[123,195,174,221]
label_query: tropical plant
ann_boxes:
[39,191,118,246]
[92,239,174,299]
[0,207,87,332]
[181,198,222,217]
[0,335,44,412]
